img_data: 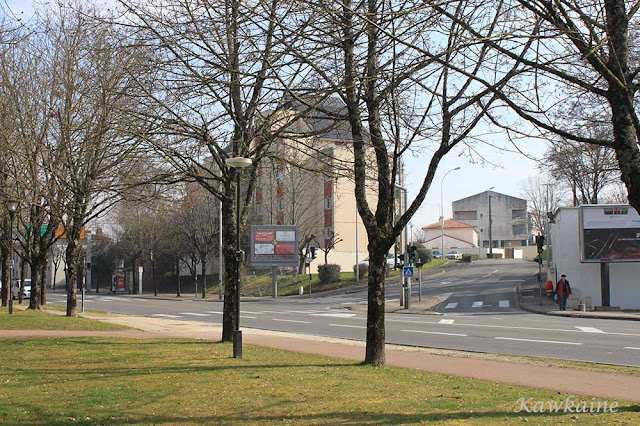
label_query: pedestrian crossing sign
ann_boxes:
[403,266,414,278]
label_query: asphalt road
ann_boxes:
[45,259,640,367]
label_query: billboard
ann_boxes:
[111,271,126,292]
[250,225,299,266]
[579,205,640,263]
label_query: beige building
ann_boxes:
[422,218,479,251]
[253,98,405,273]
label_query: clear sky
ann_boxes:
[404,135,547,234]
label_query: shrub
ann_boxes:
[416,245,432,263]
[462,254,479,263]
[318,264,342,284]
[353,263,368,278]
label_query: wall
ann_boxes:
[551,207,640,310]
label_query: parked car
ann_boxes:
[361,253,397,268]
[432,249,442,259]
[445,250,463,260]
[12,278,31,300]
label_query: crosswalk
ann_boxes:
[445,299,511,309]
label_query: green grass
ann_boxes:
[0,308,133,331]
[241,259,449,296]
[0,338,638,425]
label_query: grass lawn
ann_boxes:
[0,338,638,425]
[242,259,449,297]
[0,308,133,331]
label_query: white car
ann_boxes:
[361,253,397,268]
[12,279,31,299]
[445,250,463,260]
[432,250,442,259]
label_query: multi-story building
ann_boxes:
[253,98,406,273]
[452,190,529,249]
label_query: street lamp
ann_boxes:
[440,167,461,254]
[225,156,252,359]
[6,200,18,315]
[486,187,495,255]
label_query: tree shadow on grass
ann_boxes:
[6,404,640,425]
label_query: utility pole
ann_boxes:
[488,194,493,256]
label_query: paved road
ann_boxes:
[45,260,640,366]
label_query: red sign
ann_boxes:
[254,230,275,242]
[275,243,296,255]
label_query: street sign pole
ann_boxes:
[418,266,422,302]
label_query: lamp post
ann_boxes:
[6,200,18,315]
[486,187,495,255]
[226,156,252,359]
[440,167,461,254]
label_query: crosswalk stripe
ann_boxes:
[472,301,483,308]
[498,300,510,308]
[179,312,210,317]
[438,319,454,325]
[445,303,458,309]
[575,326,605,333]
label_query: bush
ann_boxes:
[415,245,432,263]
[353,263,368,278]
[318,264,342,284]
[462,254,479,263]
[487,253,503,259]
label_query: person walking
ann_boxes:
[555,274,572,311]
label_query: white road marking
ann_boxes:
[180,312,210,317]
[272,319,311,324]
[438,319,455,324]
[624,347,640,350]
[241,315,257,319]
[495,337,582,345]
[242,311,264,314]
[329,324,365,329]
[445,303,458,309]
[575,326,605,333]
[402,330,467,337]
[310,313,357,318]
[204,311,223,314]
[152,314,183,318]
[499,279,526,282]
[472,301,483,308]
[498,300,510,308]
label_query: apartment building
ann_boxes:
[452,190,529,248]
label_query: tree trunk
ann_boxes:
[40,258,47,305]
[1,234,8,307]
[201,256,207,299]
[191,258,197,298]
[222,191,238,342]
[365,242,388,366]
[131,257,137,294]
[152,260,157,296]
[28,256,42,310]
[65,239,80,317]
[176,258,181,297]
[19,259,26,304]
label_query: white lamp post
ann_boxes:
[440,167,460,254]
[225,156,252,359]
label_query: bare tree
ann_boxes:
[520,175,565,235]
[116,0,312,341]
[291,0,529,365]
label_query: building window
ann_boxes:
[512,225,527,235]
[324,197,333,210]
[512,210,526,219]
[483,240,489,248]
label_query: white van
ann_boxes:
[12,279,31,299]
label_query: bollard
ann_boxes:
[299,286,303,295]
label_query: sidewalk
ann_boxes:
[3,309,640,403]
[518,277,640,321]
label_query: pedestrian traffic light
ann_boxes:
[309,246,316,259]
[535,235,545,251]
[415,257,423,269]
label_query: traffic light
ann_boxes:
[415,257,423,269]
[535,235,545,254]
[309,246,316,259]
[408,245,417,264]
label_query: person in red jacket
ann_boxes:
[555,274,572,311]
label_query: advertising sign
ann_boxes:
[250,225,299,266]
[579,205,640,263]
[111,271,126,292]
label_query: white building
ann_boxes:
[422,218,479,251]
[550,206,640,310]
